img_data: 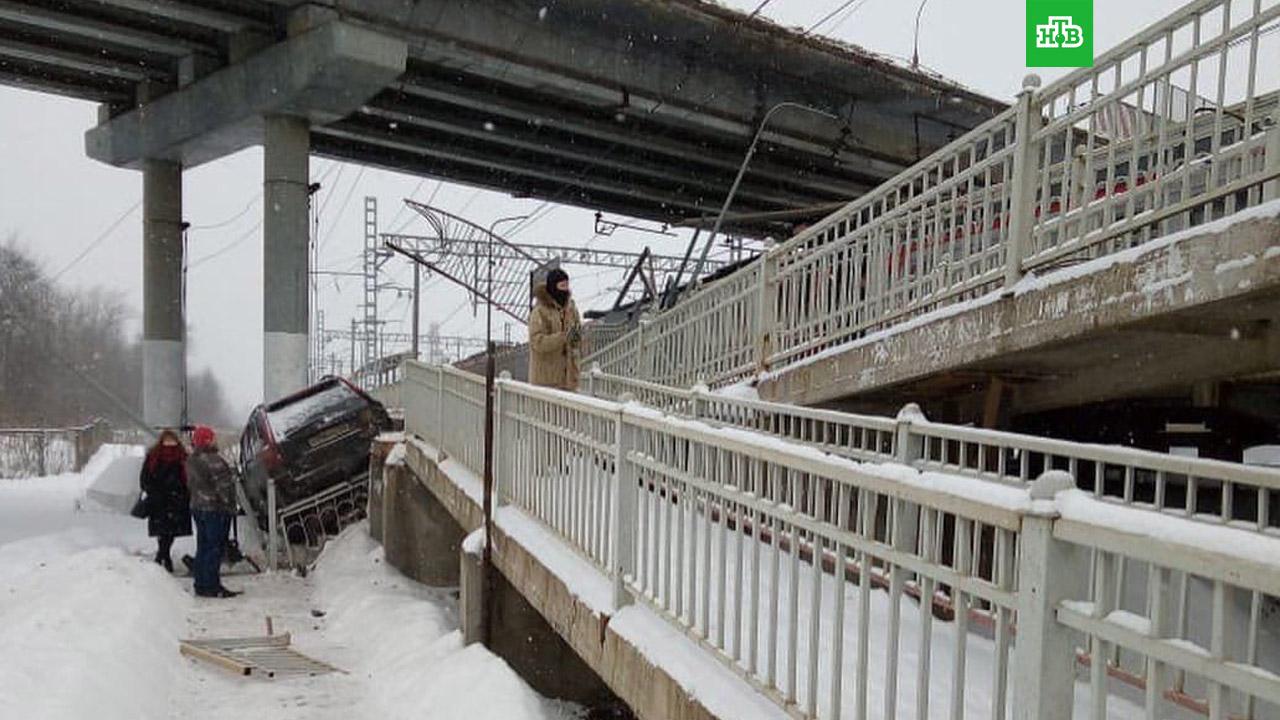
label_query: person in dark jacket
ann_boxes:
[186,426,241,598]
[139,429,192,572]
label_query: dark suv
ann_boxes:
[239,376,391,528]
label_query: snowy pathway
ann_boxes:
[0,448,583,720]
[169,571,363,720]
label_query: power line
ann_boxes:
[388,177,429,231]
[827,0,876,35]
[50,199,141,281]
[317,166,366,253]
[189,218,262,269]
[746,0,774,20]
[315,163,347,221]
[188,195,260,231]
[804,0,860,35]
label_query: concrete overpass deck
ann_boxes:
[0,0,1004,231]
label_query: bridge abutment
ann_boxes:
[378,439,754,719]
[459,539,622,710]
[381,456,466,587]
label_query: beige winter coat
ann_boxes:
[528,284,582,391]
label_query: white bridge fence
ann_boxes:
[402,361,1280,720]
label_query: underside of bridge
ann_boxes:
[0,0,1006,425]
[0,0,1004,234]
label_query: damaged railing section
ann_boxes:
[401,360,1280,720]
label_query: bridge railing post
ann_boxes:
[1005,74,1043,290]
[691,380,709,421]
[494,372,512,508]
[610,394,638,609]
[754,256,776,375]
[1264,121,1280,202]
[894,402,926,467]
[435,365,446,462]
[267,476,278,573]
[587,362,600,398]
[637,317,653,381]
[1013,470,1086,720]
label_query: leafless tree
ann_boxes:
[0,240,234,429]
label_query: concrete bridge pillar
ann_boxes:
[262,115,310,402]
[142,159,185,428]
[381,459,466,586]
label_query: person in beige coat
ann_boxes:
[529,267,582,391]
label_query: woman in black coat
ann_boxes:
[139,429,193,572]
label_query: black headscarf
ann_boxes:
[545,268,570,307]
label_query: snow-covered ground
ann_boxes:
[0,447,582,720]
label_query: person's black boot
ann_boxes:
[196,586,241,599]
[160,556,174,573]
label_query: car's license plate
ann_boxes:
[309,426,350,448]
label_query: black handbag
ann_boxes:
[130,493,149,519]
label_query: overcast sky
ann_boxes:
[0,0,1192,419]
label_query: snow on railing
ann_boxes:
[1050,487,1280,720]
[401,360,1280,719]
[587,0,1280,390]
[586,367,1280,538]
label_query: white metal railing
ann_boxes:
[587,0,1280,389]
[404,362,487,473]
[401,360,1280,720]
[586,367,1280,539]
[1050,487,1280,720]
[581,319,633,360]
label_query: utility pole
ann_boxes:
[314,309,325,382]
[349,318,357,378]
[411,263,420,360]
[362,197,380,368]
[428,322,441,365]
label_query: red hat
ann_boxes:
[192,426,216,449]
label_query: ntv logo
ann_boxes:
[1027,0,1093,67]
[1036,16,1085,49]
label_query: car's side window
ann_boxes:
[247,415,266,458]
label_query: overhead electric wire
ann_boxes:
[189,218,263,269]
[188,195,260,231]
[315,163,348,221]
[746,0,774,20]
[318,166,367,253]
[827,0,876,35]
[388,176,429,231]
[804,0,861,35]
[50,199,141,281]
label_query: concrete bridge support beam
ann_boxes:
[459,539,621,710]
[262,115,311,401]
[142,159,185,428]
[381,460,466,587]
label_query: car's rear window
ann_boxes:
[266,382,367,438]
